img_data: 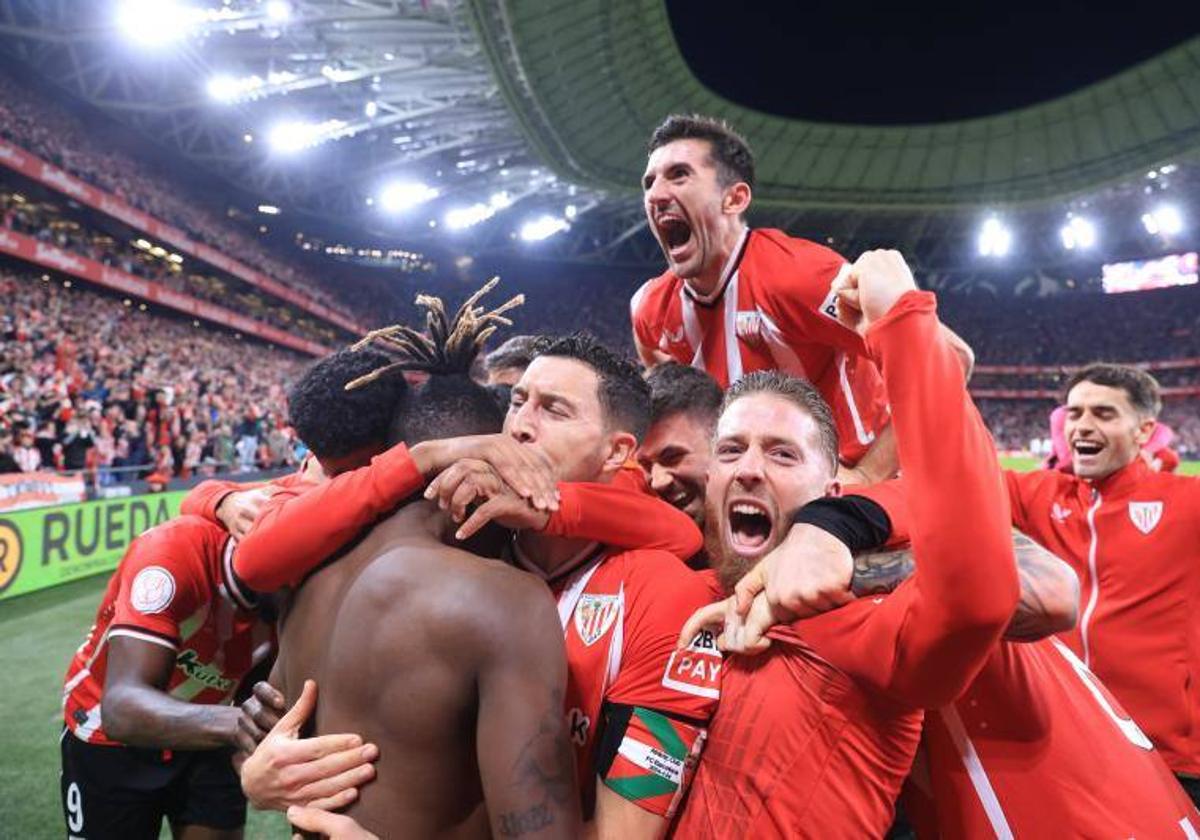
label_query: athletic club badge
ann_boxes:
[574,594,620,646]
[1128,501,1164,535]
[130,566,176,614]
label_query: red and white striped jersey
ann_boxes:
[630,228,889,465]
[514,541,718,816]
[908,638,1200,838]
[62,516,275,747]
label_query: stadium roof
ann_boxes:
[469,0,1200,210]
[0,1,1196,270]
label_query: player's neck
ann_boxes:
[683,222,749,299]
[516,530,596,578]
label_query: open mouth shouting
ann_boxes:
[1071,438,1105,464]
[655,211,695,264]
[726,497,776,559]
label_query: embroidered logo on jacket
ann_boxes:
[1051,502,1072,523]
[1128,501,1164,535]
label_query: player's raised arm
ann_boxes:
[475,572,581,840]
[815,251,1018,707]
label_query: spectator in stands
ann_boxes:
[14,426,41,472]
[0,429,18,473]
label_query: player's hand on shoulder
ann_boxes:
[239,679,378,813]
[216,486,277,539]
[422,433,560,512]
[287,805,379,840]
[836,249,918,336]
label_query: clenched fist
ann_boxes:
[832,249,918,336]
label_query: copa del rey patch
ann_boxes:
[130,566,176,614]
[574,594,620,647]
[661,628,722,699]
[1128,501,1164,535]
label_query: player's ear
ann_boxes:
[824,478,842,498]
[602,431,638,476]
[723,181,751,217]
[1134,417,1156,448]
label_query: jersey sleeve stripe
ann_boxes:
[220,536,258,611]
[108,625,179,650]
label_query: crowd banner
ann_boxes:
[0,137,362,335]
[0,490,186,602]
[0,472,87,512]
[0,226,327,356]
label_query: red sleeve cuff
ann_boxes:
[369,442,425,505]
[542,483,581,537]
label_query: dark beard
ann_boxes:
[703,519,753,595]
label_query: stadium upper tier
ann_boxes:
[0,71,368,333]
[471,1,1200,209]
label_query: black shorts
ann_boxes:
[60,729,245,839]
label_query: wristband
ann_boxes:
[791,495,891,553]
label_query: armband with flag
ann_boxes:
[594,703,706,818]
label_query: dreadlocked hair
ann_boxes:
[344,276,523,391]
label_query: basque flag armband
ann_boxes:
[594,702,707,818]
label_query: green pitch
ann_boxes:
[3,456,1198,836]
[0,577,291,839]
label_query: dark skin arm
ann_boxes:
[101,636,256,753]
[476,578,581,840]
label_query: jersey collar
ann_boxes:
[509,537,605,586]
[681,226,751,306]
[1088,456,1152,498]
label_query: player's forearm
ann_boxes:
[235,443,423,591]
[102,685,239,750]
[840,423,898,486]
[1003,534,1079,641]
[543,482,702,559]
[180,479,244,522]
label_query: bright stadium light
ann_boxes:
[117,0,201,46]
[1142,204,1184,236]
[445,203,493,230]
[520,215,570,242]
[267,119,347,153]
[379,182,439,213]
[265,0,292,21]
[977,216,1012,258]
[1060,216,1097,251]
[257,204,280,215]
[364,100,379,118]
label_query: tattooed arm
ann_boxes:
[477,575,581,840]
[851,531,1078,641]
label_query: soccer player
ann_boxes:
[631,114,975,485]
[256,323,582,839]
[734,512,1200,836]
[673,250,1017,837]
[482,333,542,386]
[841,363,1200,800]
[636,362,723,533]
[59,515,275,839]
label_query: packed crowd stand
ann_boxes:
[0,71,363,328]
[0,270,307,481]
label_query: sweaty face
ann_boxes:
[505,356,611,483]
[1065,381,1153,480]
[636,412,713,527]
[642,139,739,285]
[704,394,836,592]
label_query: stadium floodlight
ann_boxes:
[257,204,280,215]
[208,74,262,103]
[379,182,439,213]
[364,101,379,118]
[265,0,292,22]
[267,119,347,153]
[117,0,201,47]
[489,192,513,209]
[1060,216,1097,251]
[564,204,578,220]
[520,215,570,242]
[1142,204,1184,236]
[977,216,1012,258]
[445,203,494,230]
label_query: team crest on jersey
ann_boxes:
[130,566,175,614]
[573,594,620,647]
[1128,501,1163,535]
[735,311,763,340]
[661,628,722,699]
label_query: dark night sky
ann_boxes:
[667,2,1200,125]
